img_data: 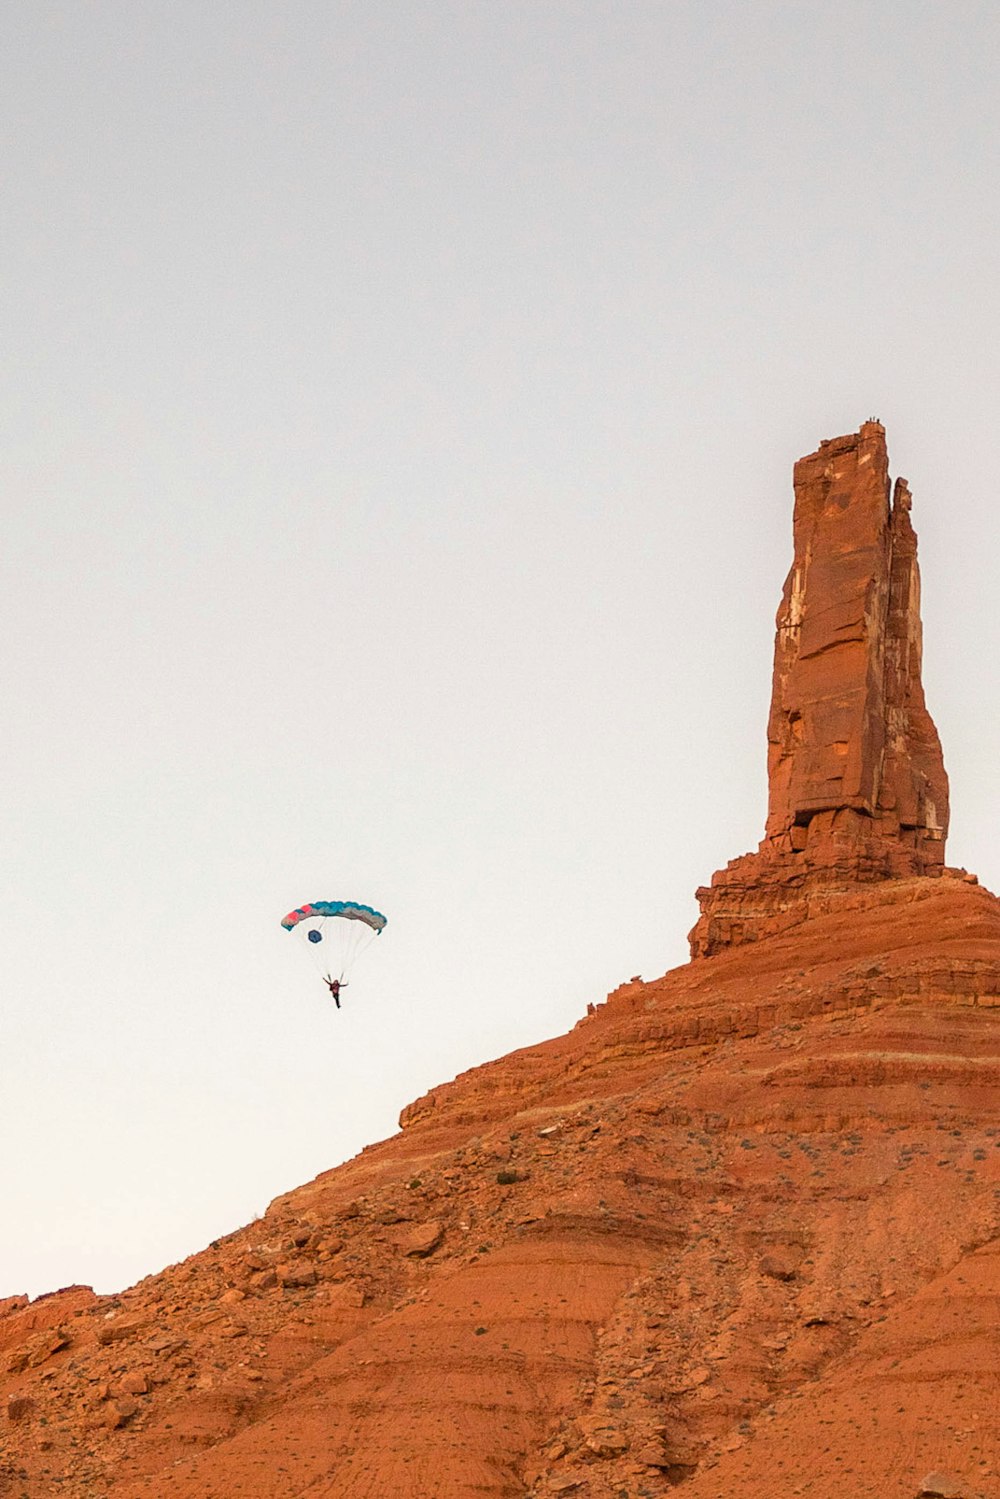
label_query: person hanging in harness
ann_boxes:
[325,976,347,1008]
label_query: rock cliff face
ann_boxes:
[690,421,952,959]
[1,423,996,1499]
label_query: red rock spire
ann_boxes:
[690,421,950,958]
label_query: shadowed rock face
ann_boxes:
[690,421,953,959]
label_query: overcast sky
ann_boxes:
[3,1,999,1298]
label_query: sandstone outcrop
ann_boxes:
[2,422,996,1499]
[690,421,953,958]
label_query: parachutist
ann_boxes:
[326,977,348,1008]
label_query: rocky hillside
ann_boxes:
[3,424,996,1498]
[2,875,998,1498]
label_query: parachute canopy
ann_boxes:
[281,901,387,935]
[281,899,388,986]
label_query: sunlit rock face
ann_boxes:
[690,421,954,960]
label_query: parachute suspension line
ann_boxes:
[341,921,378,981]
[317,915,377,983]
[333,922,349,982]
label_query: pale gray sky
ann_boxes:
[3,1,999,1296]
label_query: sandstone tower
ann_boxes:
[690,421,951,957]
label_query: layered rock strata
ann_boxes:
[691,421,953,958]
